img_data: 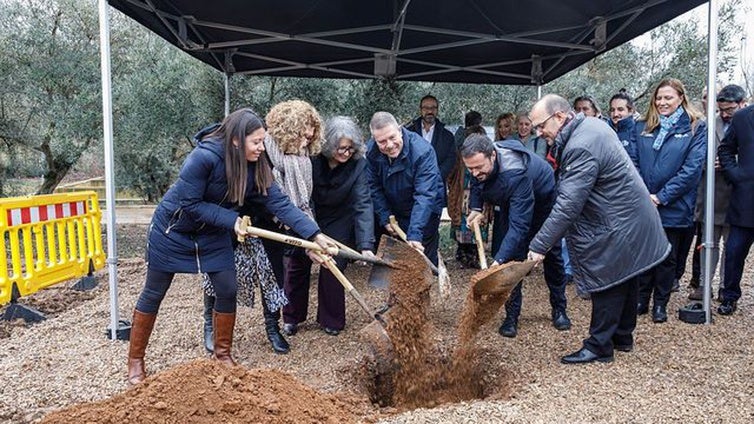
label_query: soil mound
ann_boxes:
[41,359,356,424]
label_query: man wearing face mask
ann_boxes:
[463,134,571,338]
[527,94,669,364]
[366,111,445,265]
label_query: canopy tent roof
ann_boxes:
[108,0,705,85]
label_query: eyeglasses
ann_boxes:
[336,146,355,154]
[718,105,740,115]
[532,113,556,131]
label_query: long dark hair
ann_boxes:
[206,108,272,205]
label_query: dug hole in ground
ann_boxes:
[1,223,753,423]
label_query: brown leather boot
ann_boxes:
[127,310,157,384]
[213,311,236,366]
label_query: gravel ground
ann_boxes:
[1,224,753,423]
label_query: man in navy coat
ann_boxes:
[405,95,458,189]
[718,104,754,315]
[366,111,445,265]
[464,134,570,337]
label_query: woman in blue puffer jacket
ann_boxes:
[127,108,333,385]
[629,78,706,323]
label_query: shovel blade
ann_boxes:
[472,260,536,296]
[358,308,395,375]
[368,235,408,288]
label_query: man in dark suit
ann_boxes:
[405,95,457,188]
[718,104,754,315]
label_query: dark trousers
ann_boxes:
[639,227,690,307]
[583,275,639,356]
[282,254,347,329]
[673,226,696,281]
[505,240,567,321]
[721,225,754,303]
[137,268,237,314]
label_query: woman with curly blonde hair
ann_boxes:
[262,100,328,337]
[199,102,331,355]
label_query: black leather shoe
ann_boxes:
[561,348,613,364]
[202,294,215,354]
[282,323,298,336]
[652,305,667,323]
[552,310,572,331]
[614,344,634,352]
[717,300,737,316]
[498,318,518,338]
[637,302,649,315]
[322,327,340,336]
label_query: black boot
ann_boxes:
[498,315,518,338]
[263,304,290,354]
[203,294,214,354]
[652,304,668,323]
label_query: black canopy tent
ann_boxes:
[106,0,706,84]
[98,0,721,337]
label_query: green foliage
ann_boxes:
[0,0,749,200]
[0,0,102,194]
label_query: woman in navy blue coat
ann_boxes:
[127,109,332,384]
[629,78,706,323]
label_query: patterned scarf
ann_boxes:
[653,106,684,151]
[202,237,288,311]
[264,134,314,219]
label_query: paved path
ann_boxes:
[102,205,155,225]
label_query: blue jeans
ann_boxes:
[721,225,754,303]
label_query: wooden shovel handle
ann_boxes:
[472,221,488,270]
[388,215,408,241]
[237,216,252,243]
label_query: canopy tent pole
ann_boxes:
[98,0,121,339]
[224,73,231,117]
[702,0,720,325]
[537,84,542,99]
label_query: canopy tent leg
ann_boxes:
[98,0,127,340]
[702,0,720,325]
[224,73,231,117]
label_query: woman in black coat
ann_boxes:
[127,109,332,384]
[285,116,375,335]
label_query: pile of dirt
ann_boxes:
[41,359,357,424]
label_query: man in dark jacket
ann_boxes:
[406,95,458,186]
[366,111,445,265]
[464,135,570,337]
[528,95,670,364]
[718,104,754,315]
[688,84,745,300]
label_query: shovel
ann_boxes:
[243,223,395,268]
[469,219,535,296]
[311,251,394,369]
[387,215,450,298]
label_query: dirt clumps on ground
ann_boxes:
[40,359,357,424]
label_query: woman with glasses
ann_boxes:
[305,116,375,335]
[629,78,706,323]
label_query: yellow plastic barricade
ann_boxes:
[0,191,105,306]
